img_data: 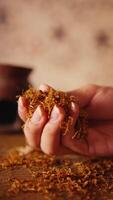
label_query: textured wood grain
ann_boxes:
[0,133,113,200]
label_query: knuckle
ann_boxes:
[24,120,37,135]
[24,120,31,135]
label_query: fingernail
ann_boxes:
[71,102,78,112]
[18,97,27,108]
[18,97,24,107]
[39,84,49,92]
[31,106,42,124]
[50,106,59,121]
[18,97,27,110]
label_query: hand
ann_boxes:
[18,84,113,157]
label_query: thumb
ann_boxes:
[67,84,98,108]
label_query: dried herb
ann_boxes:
[0,149,113,199]
[22,87,88,139]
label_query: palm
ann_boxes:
[62,85,113,156]
[86,120,113,155]
[84,120,113,156]
[61,118,113,157]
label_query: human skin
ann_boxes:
[18,84,113,157]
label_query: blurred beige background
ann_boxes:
[0,0,113,90]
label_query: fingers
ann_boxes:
[39,84,97,108]
[62,102,89,155]
[20,83,90,156]
[71,102,79,128]
[39,83,52,92]
[18,97,28,122]
[40,105,65,155]
[18,84,52,123]
[68,84,113,119]
[24,105,48,148]
[62,135,89,156]
[39,84,76,155]
[68,84,98,108]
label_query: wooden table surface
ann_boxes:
[0,132,25,154]
[0,132,43,200]
[0,131,113,200]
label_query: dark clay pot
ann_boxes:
[0,64,32,125]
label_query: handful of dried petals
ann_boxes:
[22,87,88,139]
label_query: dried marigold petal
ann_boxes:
[1,148,113,199]
[21,87,88,139]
